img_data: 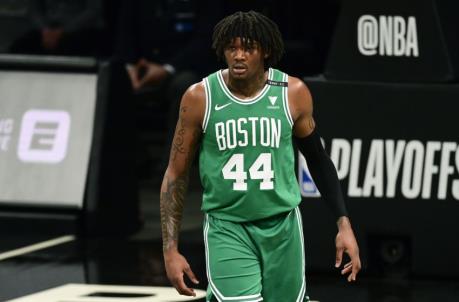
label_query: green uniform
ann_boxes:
[200,68,309,301]
[200,68,301,221]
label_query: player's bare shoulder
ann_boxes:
[180,81,206,126]
[182,81,206,107]
[287,76,313,122]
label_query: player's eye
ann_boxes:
[245,44,257,52]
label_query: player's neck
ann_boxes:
[226,69,267,99]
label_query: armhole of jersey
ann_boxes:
[282,73,294,128]
[202,77,212,132]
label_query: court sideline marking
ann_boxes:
[0,235,75,261]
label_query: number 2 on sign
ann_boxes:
[222,153,274,191]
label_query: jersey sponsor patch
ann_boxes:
[267,96,280,110]
[268,96,278,105]
[266,79,288,87]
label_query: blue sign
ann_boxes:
[298,152,321,197]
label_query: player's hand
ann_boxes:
[335,217,361,282]
[163,250,199,296]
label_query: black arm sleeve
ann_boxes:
[294,129,348,219]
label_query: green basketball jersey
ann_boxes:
[199,68,301,222]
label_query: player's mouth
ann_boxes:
[232,64,248,75]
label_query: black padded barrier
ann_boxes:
[300,77,459,278]
[325,0,459,83]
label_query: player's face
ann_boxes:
[224,37,266,80]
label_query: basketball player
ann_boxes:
[160,11,361,301]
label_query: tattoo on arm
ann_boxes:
[171,106,188,161]
[160,173,189,251]
[161,105,201,252]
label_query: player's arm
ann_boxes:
[288,76,361,282]
[160,82,205,296]
[289,77,347,219]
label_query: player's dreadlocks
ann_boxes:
[212,11,284,67]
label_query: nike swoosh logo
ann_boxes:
[215,103,232,111]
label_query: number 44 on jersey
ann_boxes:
[222,153,274,191]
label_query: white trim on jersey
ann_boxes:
[294,207,307,302]
[203,77,212,132]
[216,68,273,105]
[282,73,294,128]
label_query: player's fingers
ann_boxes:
[335,247,344,268]
[348,273,354,282]
[173,275,196,297]
[184,265,200,284]
[341,262,352,275]
[349,258,361,282]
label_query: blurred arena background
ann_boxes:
[0,0,458,301]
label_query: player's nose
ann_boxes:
[234,48,245,60]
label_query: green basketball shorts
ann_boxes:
[203,207,310,302]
